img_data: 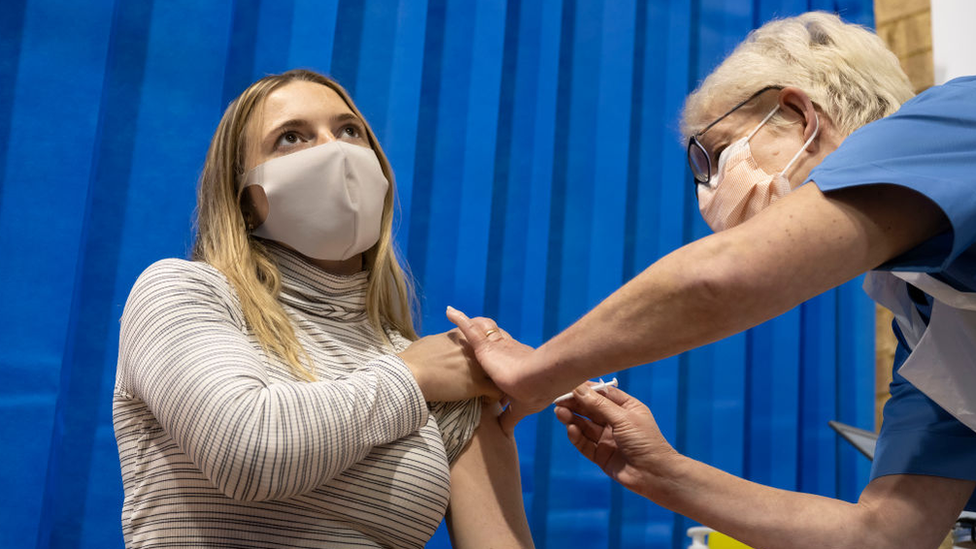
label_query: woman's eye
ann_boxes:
[341,125,361,139]
[275,131,304,149]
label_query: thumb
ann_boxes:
[569,384,626,427]
[498,403,527,436]
[446,306,488,350]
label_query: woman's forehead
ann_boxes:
[260,81,351,122]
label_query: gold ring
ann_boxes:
[484,329,498,338]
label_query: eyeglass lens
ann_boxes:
[688,139,710,183]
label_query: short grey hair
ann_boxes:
[681,12,914,139]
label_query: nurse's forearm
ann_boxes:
[643,456,968,549]
[534,183,947,386]
[653,454,860,549]
[535,229,781,382]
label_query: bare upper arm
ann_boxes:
[805,181,949,267]
[446,401,533,548]
[696,182,949,317]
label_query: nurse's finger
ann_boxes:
[554,405,574,424]
[468,316,504,342]
[555,406,606,443]
[600,385,639,407]
[498,402,529,436]
[446,306,504,345]
[558,384,624,426]
[446,306,484,348]
[566,423,599,463]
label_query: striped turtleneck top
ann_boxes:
[113,244,481,548]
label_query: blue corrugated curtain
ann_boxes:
[0,0,877,547]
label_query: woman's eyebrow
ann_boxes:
[331,112,363,125]
[264,119,308,142]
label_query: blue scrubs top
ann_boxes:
[809,75,976,510]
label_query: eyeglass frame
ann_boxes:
[687,85,783,186]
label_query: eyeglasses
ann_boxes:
[687,85,782,186]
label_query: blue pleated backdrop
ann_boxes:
[0,1,877,547]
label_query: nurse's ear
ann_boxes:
[778,87,822,153]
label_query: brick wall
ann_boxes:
[872,0,934,432]
[876,0,934,92]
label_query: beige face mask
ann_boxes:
[243,141,389,260]
[697,105,819,232]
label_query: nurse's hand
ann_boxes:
[398,329,502,403]
[554,383,680,497]
[447,306,554,434]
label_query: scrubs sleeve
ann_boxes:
[873,330,976,511]
[808,76,976,272]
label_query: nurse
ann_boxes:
[449,12,976,549]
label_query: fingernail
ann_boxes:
[553,408,569,423]
[446,305,456,314]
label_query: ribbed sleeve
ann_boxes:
[118,259,428,502]
[383,326,482,463]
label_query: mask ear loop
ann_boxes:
[705,104,781,192]
[778,111,820,176]
[745,104,781,141]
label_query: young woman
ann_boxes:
[113,69,532,548]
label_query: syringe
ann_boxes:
[553,377,618,404]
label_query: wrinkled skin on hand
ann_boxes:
[554,383,680,495]
[446,307,554,434]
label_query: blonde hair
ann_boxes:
[193,69,417,381]
[681,12,914,138]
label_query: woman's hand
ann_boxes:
[398,329,502,402]
[554,384,681,497]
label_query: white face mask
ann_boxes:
[697,105,819,232]
[243,141,389,260]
